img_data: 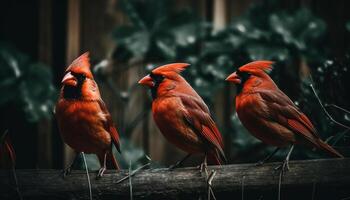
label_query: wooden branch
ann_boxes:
[1,158,350,200]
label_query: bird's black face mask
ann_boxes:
[149,73,165,99]
[63,72,86,99]
[235,70,251,94]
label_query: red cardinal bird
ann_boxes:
[55,52,121,177]
[0,130,16,169]
[138,63,226,168]
[226,61,343,170]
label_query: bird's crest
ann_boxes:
[152,63,190,75]
[65,52,91,72]
[239,60,274,73]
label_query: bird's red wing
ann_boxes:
[259,90,319,142]
[0,131,16,168]
[97,99,121,153]
[180,95,226,161]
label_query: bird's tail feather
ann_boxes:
[207,149,226,165]
[318,140,344,158]
[0,132,16,168]
[106,152,120,170]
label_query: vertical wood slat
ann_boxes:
[213,0,228,31]
[37,0,53,168]
[212,0,229,127]
[212,0,235,161]
[227,0,253,19]
[66,0,81,62]
[64,0,81,167]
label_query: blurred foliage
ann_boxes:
[346,21,350,32]
[0,43,56,123]
[110,0,350,163]
[112,0,327,101]
[300,57,350,148]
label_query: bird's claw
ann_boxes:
[197,164,203,173]
[168,164,177,170]
[97,167,106,179]
[255,161,264,166]
[62,167,72,178]
[168,161,181,170]
[197,162,207,174]
[274,159,290,174]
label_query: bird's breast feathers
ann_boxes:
[56,99,111,152]
[152,97,184,127]
[236,92,295,146]
[57,99,105,122]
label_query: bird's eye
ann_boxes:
[75,73,86,81]
[237,70,251,82]
[80,74,86,80]
[150,73,164,84]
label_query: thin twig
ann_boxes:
[311,182,316,200]
[202,160,210,200]
[241,176,245,200]
[11,165,22,200]
[209,183,217,200]
[129,160,133,200]
[278,169,283,200]
[1,130,22,200]
[82,152,93,200]
[116,162,151,184]
[203,162,217,200]
[325,104,350,115]
[309,77,350,130]
[208,170,217,200]
[206,170,217,200]
[327,129,350,145]
[207,181,211,200]
[207,170,216,186]
[145,154,152,162]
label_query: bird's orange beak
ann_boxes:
[61,72,77,86]
[138,75,154,87]
[225,72,241,84]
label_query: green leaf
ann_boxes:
[0,43,56,122]
[346,21,350,32]
[154,34,176,60]
[269,8,326,51]
[245,44,289,61]
[119,0,147,30]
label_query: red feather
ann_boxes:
[56,53,121,173]
[239,60,274,73]
[97,100,121,153]
[181,95,226,164]
[142,63,226,166]
[230,60,343,158]
[0,131,16,169]
[65,52,90,72]
[152,63,190,74]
